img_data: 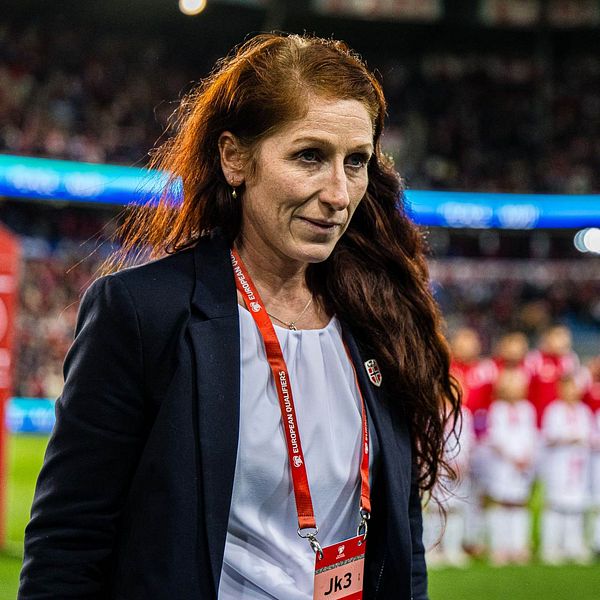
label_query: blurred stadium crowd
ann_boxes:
[15,251,101,399]
[1,22,599,193]
[2,14,600,568]
[0,23,192,165]
[430,258,600,357]
[0,201,115,398]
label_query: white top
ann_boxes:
[218,306,376,599]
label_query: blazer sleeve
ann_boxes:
[409,463,428,600]
[19,274,147,599]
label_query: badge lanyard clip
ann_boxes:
[298,526,324,560]
[356,509,370,543]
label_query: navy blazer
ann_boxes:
[19,232,428,600]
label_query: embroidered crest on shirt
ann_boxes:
[364,359,382,387]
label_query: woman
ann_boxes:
[19,33,459,599]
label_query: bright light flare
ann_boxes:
[574,227,600,254]
[179,0,207,16]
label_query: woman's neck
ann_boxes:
[234,239,329,329]
[236,241,308,304]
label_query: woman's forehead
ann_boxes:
[265,97,374,148]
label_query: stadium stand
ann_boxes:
[1,21,599,193]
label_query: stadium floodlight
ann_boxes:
[179,0,207,15]
[574,227,600,254]
[573,227,600,254]
[583,228,600,253]
[574,229,588,252]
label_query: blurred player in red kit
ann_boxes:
[449,328,495,438]
[475,331,532,435]
[492,332,531,384]
[526,325,580,427]
[582,356,600,414]
[582,356,600,556]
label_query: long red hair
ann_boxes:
[101,33,460,495]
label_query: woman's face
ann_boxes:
[235,96,374,266]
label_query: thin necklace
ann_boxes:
[266,297,313,331]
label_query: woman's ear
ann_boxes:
[218,131,245,187]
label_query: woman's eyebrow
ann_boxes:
[290,135,373,154]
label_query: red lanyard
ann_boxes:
[231,248,371,540]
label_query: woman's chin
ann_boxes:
[290,242,338,264]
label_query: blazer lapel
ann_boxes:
[342,327,382,485]
[342,325,415,596]
[341,325,410,496]
[189,233,240,594]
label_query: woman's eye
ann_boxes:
[346,154,369,168]
[298,149,319,162]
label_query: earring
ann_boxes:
[231,186,238,200]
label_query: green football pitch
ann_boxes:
[2,434,600,599]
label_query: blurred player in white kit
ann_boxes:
[540,374,594,563]
[449,328,493,556]
[484,369,538,565]
[424,402,475,567]
[591,402,600,558]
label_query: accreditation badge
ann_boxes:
[313,535,366,600]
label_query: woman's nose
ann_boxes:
[320,165,350,210]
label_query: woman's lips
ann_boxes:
[299,217,343,231]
